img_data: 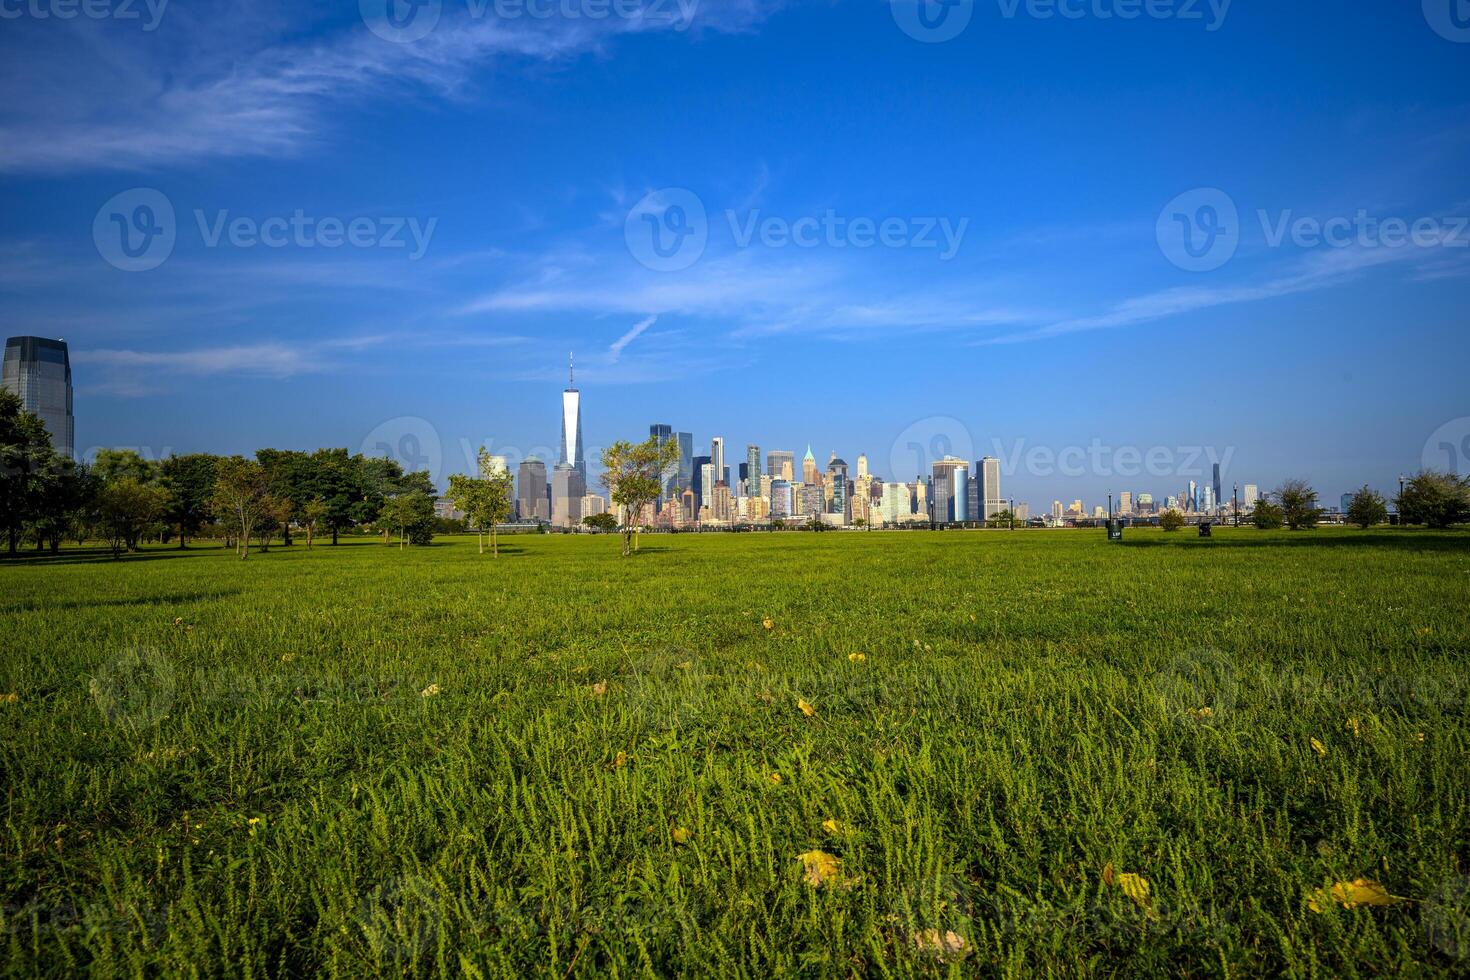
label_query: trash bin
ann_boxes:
[1199,523,1212,537]
[1107,520,1123,541]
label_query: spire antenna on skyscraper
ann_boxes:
[569,351,574,388]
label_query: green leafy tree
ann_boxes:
[601,436,680,556]
[96,476,171,557]
[1159,508,1185,532]
[582,512,618,531]
[0,389,57,555]
[1276,479,1323,530]
[307,448,361,545]
[1397,471,1470,529]
[257,449,313,545]
[1345,486,1388,529]
[25,454,91,553]
[159,453,219,548]
[300,497,329,549]
[91,448,155,485]
[447,448,514,556]
[378,491,435,550]
[1252,498,1285,530]
[987,509,1015,529]
[210,457,270,559]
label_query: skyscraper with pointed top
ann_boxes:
[559,353,586,482]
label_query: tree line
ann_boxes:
[1,390,441,558]
[1156,474,1470,531]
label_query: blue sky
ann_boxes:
[1,0,1467,506]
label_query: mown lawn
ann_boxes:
[2,528,1469,977]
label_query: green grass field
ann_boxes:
[3,528,1469,977]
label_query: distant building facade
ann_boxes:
[3,336,74,457]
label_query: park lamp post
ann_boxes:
[1233,483,1239,527]
[1009,497,1014,531]
[1398,473,1406,524]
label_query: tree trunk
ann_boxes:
[7,527,16,555]
[491,527,498,557]
[399,527,406,550]
[306,526,313,550]
[331,527,339,545]
[478,529,484,555]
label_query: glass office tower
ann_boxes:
[3,336,74,457]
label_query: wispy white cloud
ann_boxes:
[980,240,1459,345]
[608,315,656,362]
[0,1,781,173]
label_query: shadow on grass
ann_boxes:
[2,588,242,613]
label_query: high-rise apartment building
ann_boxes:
[766,450,794,482]
[746,444,761,499]
[710,437,725,489]
[2,336,74,457]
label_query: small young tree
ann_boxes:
[1252,498,1285,530]
[601,436,679,556]
[210,457,270,560]
[447,448,514,556]
[1159,508,1185,532]
[1276,479,1323,530]
[379,491,434,550]
[1397,471,1470,528]
[986,509,1015,529]
[1345,486,1388,529]
[301,496,328,549]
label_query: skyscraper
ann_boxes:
[766,450,794,482]
[517,457,549,522]
[931,457,968,523]
[650,424,674,504]
[978,457,1002,519]
[828,457,849,521]
[711,437,725,488]
[558,354,586,482]
[746,444,761,499]
[1212,463,1223,512]
[676,432,693,494]
[2,336,74,457]
[551,464,586,528]
[692,454,712,508]
[801,445,817,484]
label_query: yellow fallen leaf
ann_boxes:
[912,928,969,960]
[762,618,774,630]
[1311,737,1327,757]
[798,850,841,887]
[671,826,691,845]
[420,684,440,698]
[674,661,691,670]
[797,698,816,717]
[612,751,628,769]
[1307,878,1398,912]
[768,773,782,785]
[822,819,843,835]
[848,652,866,662]
[590,681,608,697]
[0,693,17,704]
[1117,873,1151,911]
